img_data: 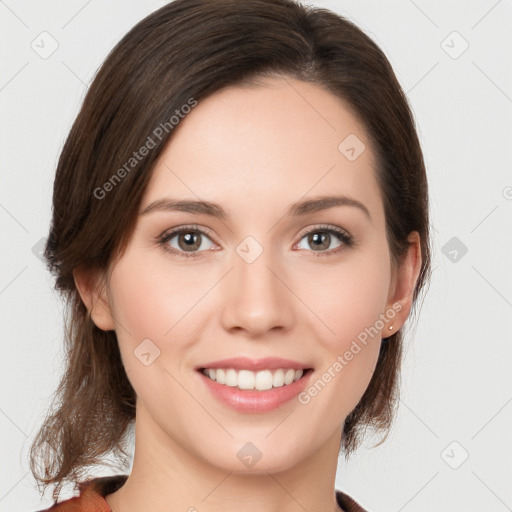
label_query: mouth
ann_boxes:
[195,357,314,411]
[198,367,314,392]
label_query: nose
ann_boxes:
[219,243,295,337]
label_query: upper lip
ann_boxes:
[196,357,312,372]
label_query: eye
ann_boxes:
[156,224,354,259]
[295,225,353,256]
[157,225,217,258]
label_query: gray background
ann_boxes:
[1,1,511,511]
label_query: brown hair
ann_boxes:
[30,0,431,501]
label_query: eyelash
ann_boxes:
[156,224,354,259]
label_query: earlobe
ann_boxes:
[73,265,116,331]
[384,231,422,335]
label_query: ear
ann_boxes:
[73,264,116,331]
[384,231,422,337]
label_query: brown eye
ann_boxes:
[295,226,353,255]
[307,232,332,251]
[177,231,202,252]
[158,226,217,258]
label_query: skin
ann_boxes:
[75,75,422,512]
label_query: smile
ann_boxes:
[200,368,308,391]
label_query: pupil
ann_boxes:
[310,232,329,250]
[180,232,200,250]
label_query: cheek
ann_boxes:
[293,243,391,414]
[106,251,219,387]
[106,255,203,410]
[108,253,206,342]
[296,247,392,350]
[296,258,390,424]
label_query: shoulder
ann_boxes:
[33,474,129,512]
[336,489,369,512]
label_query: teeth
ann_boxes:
[202,368,304,391]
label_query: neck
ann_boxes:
[105,401,343,512]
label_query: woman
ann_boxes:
[30,0,431,510]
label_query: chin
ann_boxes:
[197,438,304,475]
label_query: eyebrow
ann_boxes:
[140,194,371,221]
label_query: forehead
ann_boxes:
[142,76,384,224]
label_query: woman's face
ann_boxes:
[92,76,413,473]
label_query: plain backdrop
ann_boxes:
[1,1,511,511]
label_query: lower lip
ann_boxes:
[197,370,312,413]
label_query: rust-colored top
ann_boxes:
[35,474,368,511]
